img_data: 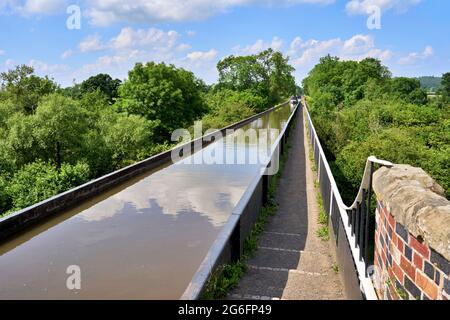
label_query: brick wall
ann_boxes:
[374,201,450,300]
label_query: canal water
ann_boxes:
[0,103,295,299]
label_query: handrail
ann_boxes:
[302,96,392,300]
[343,156,393,211]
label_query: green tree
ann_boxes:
[3,112,39,169]
[268,51,296,103]
[201,101,255,131]
[0,65,58,113]
[33,93,88,168]
[303,56,449,201]
[217,49,296,106]
[391,77,427,105]
[103,113,160,169]
[205,88,267,113]
[80,74,121,103]
[6,160,90,212]
[0,175,11,215]
[440,72,450,103]
[117,62,207,141]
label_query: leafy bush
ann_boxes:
[206,88,267,113]
[0,175,12,215]
[6,161,90,212]
[304,56,449,201]
[201,101,255,131]
[116,62,208,141]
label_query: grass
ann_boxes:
[200,119,295,300]
[314,179,319,189]
[316,226,330,241]
[201,262,247,300]
[305,112,330,242]
[315,179,329,241]
[397,287,409,300]
[331,263,339,274]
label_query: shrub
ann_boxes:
[6,161,90,212]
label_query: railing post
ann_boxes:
[351,208,356,235]
[359,190,367,261]
[365,162,375,274]
[355,203,360,245]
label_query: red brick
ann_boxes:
[410,236,430,259]
[388,283,399,300]
[413,252,423,270]
[400,256,416,281]
[388,212,396,229]
[416,271,438,300]
[397,237,404,253]
[392,233,398,249]
[379,216,384,231]
[381,247,387,265]
[379,206,385,221]
[388,266,395,280]
[393,261,404,283]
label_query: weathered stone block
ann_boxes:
[373,164,450,261]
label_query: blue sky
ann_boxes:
[0,0,448,87]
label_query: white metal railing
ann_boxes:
[302,97,393,300]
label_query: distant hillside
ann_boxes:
[416,76,442,92]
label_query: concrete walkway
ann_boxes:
[227,110,345,300]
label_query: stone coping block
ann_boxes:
[373,164,450,261]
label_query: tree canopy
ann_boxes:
[0,51,295,217]
[80,73,121,103]
[217,49,296,106]
[116,62,208,141]
[303,56,449,202]
[0,65,58,114]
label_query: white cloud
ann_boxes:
[5,59,15,68]
[186,30,196,37]
[286,34,392,80]
[28,59,69,74]
[0,49,5,55]
[110,27,179,51]
[0,0,67,15]
[292,38,342,65]
[75,51,140,82]
[177,43,192,52]
[84,0,335,26]
[346,0,421,15]
[78,27,180,56]
[398,45,433,65]
[342,34,374,54]
[69,26,198,86]
[72,45,220,87]
[180,50,220,83]
[233,37,284,55]
[186,49,218,63]
[60,50,73,60]
[23,0,66,14]
[289,34,392,66]
[79,34,106,53]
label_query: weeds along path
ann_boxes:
[227,109,345,300]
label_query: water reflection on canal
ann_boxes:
[0,103,294,299]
